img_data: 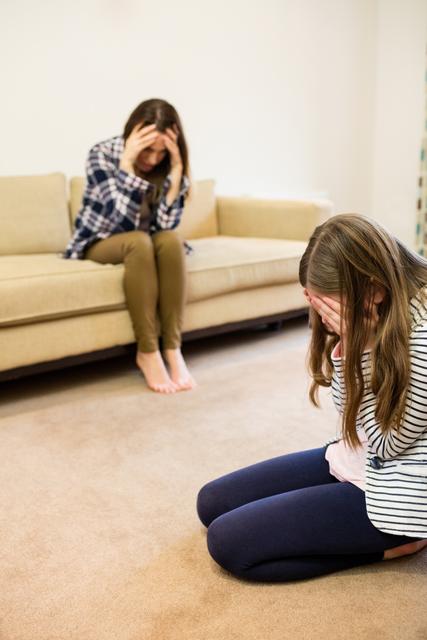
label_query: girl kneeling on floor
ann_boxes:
[197,214,427,581]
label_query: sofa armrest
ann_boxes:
[216,196,333,242]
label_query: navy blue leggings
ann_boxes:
[196,447,418,582]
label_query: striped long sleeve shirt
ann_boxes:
[64,136,190,259]
[329,286,427,538]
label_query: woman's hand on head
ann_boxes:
[120,123,159,172]
[162,127,183,172]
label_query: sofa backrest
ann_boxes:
[178,179,218,239]
[0,173,70,255]
[69,177,219,239]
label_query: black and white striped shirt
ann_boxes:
[329,287,427,538]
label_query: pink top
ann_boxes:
[325,341,368,491]
[325,432,368,491]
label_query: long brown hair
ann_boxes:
[299,213,427,448]
[123,98,190,178]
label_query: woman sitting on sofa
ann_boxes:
[64,98,195,394]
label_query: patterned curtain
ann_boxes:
[416,45,427,255]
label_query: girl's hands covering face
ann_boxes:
[303,288,380,353]
[304,289,345,335]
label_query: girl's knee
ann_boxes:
[197,479,231,528]
[206,514,246,578]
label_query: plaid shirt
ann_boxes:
[64,136,190,259]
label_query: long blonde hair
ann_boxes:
[299,214,427,448]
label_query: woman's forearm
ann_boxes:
[165,166,183,206]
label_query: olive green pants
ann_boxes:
[85,230,186,352]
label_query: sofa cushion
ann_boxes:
[69,177,218,239]
[187,236,307,301]
[0,236,307,326]
[0,254,125,326]
[0,174,71,255]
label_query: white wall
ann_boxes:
[371,0,427,248]
[0,0,426,245]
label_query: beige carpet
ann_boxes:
[0,325,426,640]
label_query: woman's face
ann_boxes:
[136,134,167,173]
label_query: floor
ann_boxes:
[0,318,426,640]
[0,318,309,419]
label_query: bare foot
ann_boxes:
[383,539,427,560]
[163,348,197,391]
[136,351,177,394]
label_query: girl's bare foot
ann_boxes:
[136,350,177,394]
[383,539,427,560]
[163,348,197,391]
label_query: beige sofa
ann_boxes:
[0,173,332,380]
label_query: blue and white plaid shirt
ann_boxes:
[64,136,190,259]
